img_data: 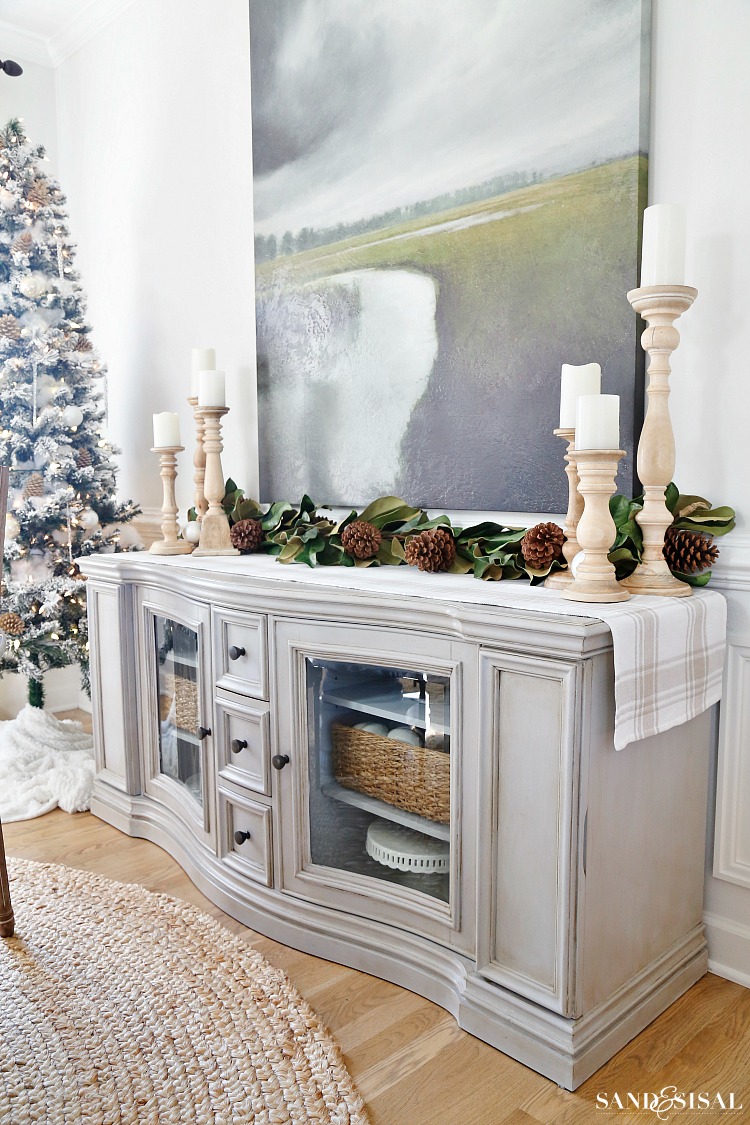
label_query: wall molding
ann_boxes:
[0,0,138,69]
[711,534,750,593]
[705,911,750,989]
[714,631,750,888]
[0,19,51,67]
[47,0,138,67]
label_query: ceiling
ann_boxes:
[0,0,96,40]
[0,0,134,66]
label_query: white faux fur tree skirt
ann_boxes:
[0,706,95,822]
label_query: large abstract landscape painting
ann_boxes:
[250,0,650,511]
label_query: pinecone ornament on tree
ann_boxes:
[0,314,20,340]
[341,520,382,560]
[75,335,93,352]
[405,527,456,573]
[0,612,24,636]
[27,178,50,207]
[22,472,44,499]
[520,522,565,570]
[11,231,33,255]
[76,448,93,468]
[230,518,263,553]
[663,528,719,574]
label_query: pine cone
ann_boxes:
[663,528,719,574]
[0,314,20,340]
[405,527,456,573]
[75,335,93,352]
[76,448,93,468]
[27,179,50,207]
[230,518,263,553]
[22,472,44,499]
[0,612,24,636]
[341,520,382,560]
[521,522,565,570]
[12,231,33,255]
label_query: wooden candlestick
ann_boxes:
[621,284,697,597]
[149,447,194,555]
[188,395,208,522]
[545,427,583,589]
[192,406,239,556]
[562,449,630,603]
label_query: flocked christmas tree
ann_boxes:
[0,118,138,707]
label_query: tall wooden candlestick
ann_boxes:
[192,406,239,556]
[562,449,630,603]
[188,395,208,521]
[621,284,697,597]
[150,447,194,555]
[545,427,582,589]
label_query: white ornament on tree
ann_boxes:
[0,187,16,210]
[61,404,84,428]
[5,513,20,540]
[78,507,99,530]
[18,272,49,299]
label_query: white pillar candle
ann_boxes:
[559,362,601,428]
[190,347,216,396]
[640,204,686,286]
[153,411,181,448]
[575,394,620,450]
[198,369,226,407]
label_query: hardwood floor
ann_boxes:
[3,717,749,1123]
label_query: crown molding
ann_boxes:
[0,19,52,67]
[47,0,138,67]
[711,534,750,594]
[0,0,138,70]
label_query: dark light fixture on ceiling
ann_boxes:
[0,58,23,77]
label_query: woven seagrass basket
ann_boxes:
[174,673,199,734]
[332,722,450,824]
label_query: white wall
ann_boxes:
[54,0,257,523]
[0,55,59,173]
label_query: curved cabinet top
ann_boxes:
[81,552,612,660]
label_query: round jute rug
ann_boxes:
[0,858,371,1124]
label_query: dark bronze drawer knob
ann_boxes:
[228,645,246,661]
[231,738,248,754]
[234,829,251,846]
[197,726,211,741]
[272,754,290,771]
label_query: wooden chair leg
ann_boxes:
[0,820,14,938]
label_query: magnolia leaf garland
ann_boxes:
[186,483,735,586]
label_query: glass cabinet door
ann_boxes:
[154,615,204,806]
[305,657,452,905]
[139,589,214,848]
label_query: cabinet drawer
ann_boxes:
[219,789,272,886]
[213,607,267,699]
[216,697,271,796]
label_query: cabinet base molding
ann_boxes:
[461,929,706,1089]
[92,781,706,1091]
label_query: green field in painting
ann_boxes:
[256,155,646,509]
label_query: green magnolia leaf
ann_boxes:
[672,493,710,516]
[375,537,406,566]
[358,496,423,528]
[665,482,680,513]
[609,494,632,528]
[278,536,304,562]
[671,568,713,587]
[261,501,295,532]
[225,478,239,496]
[448,555,473,575]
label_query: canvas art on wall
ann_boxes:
[250,0,651,512]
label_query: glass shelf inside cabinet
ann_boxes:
[154,615,203,806]
[307,658,451,903]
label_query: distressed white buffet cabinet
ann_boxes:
[83,553,711,1090]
